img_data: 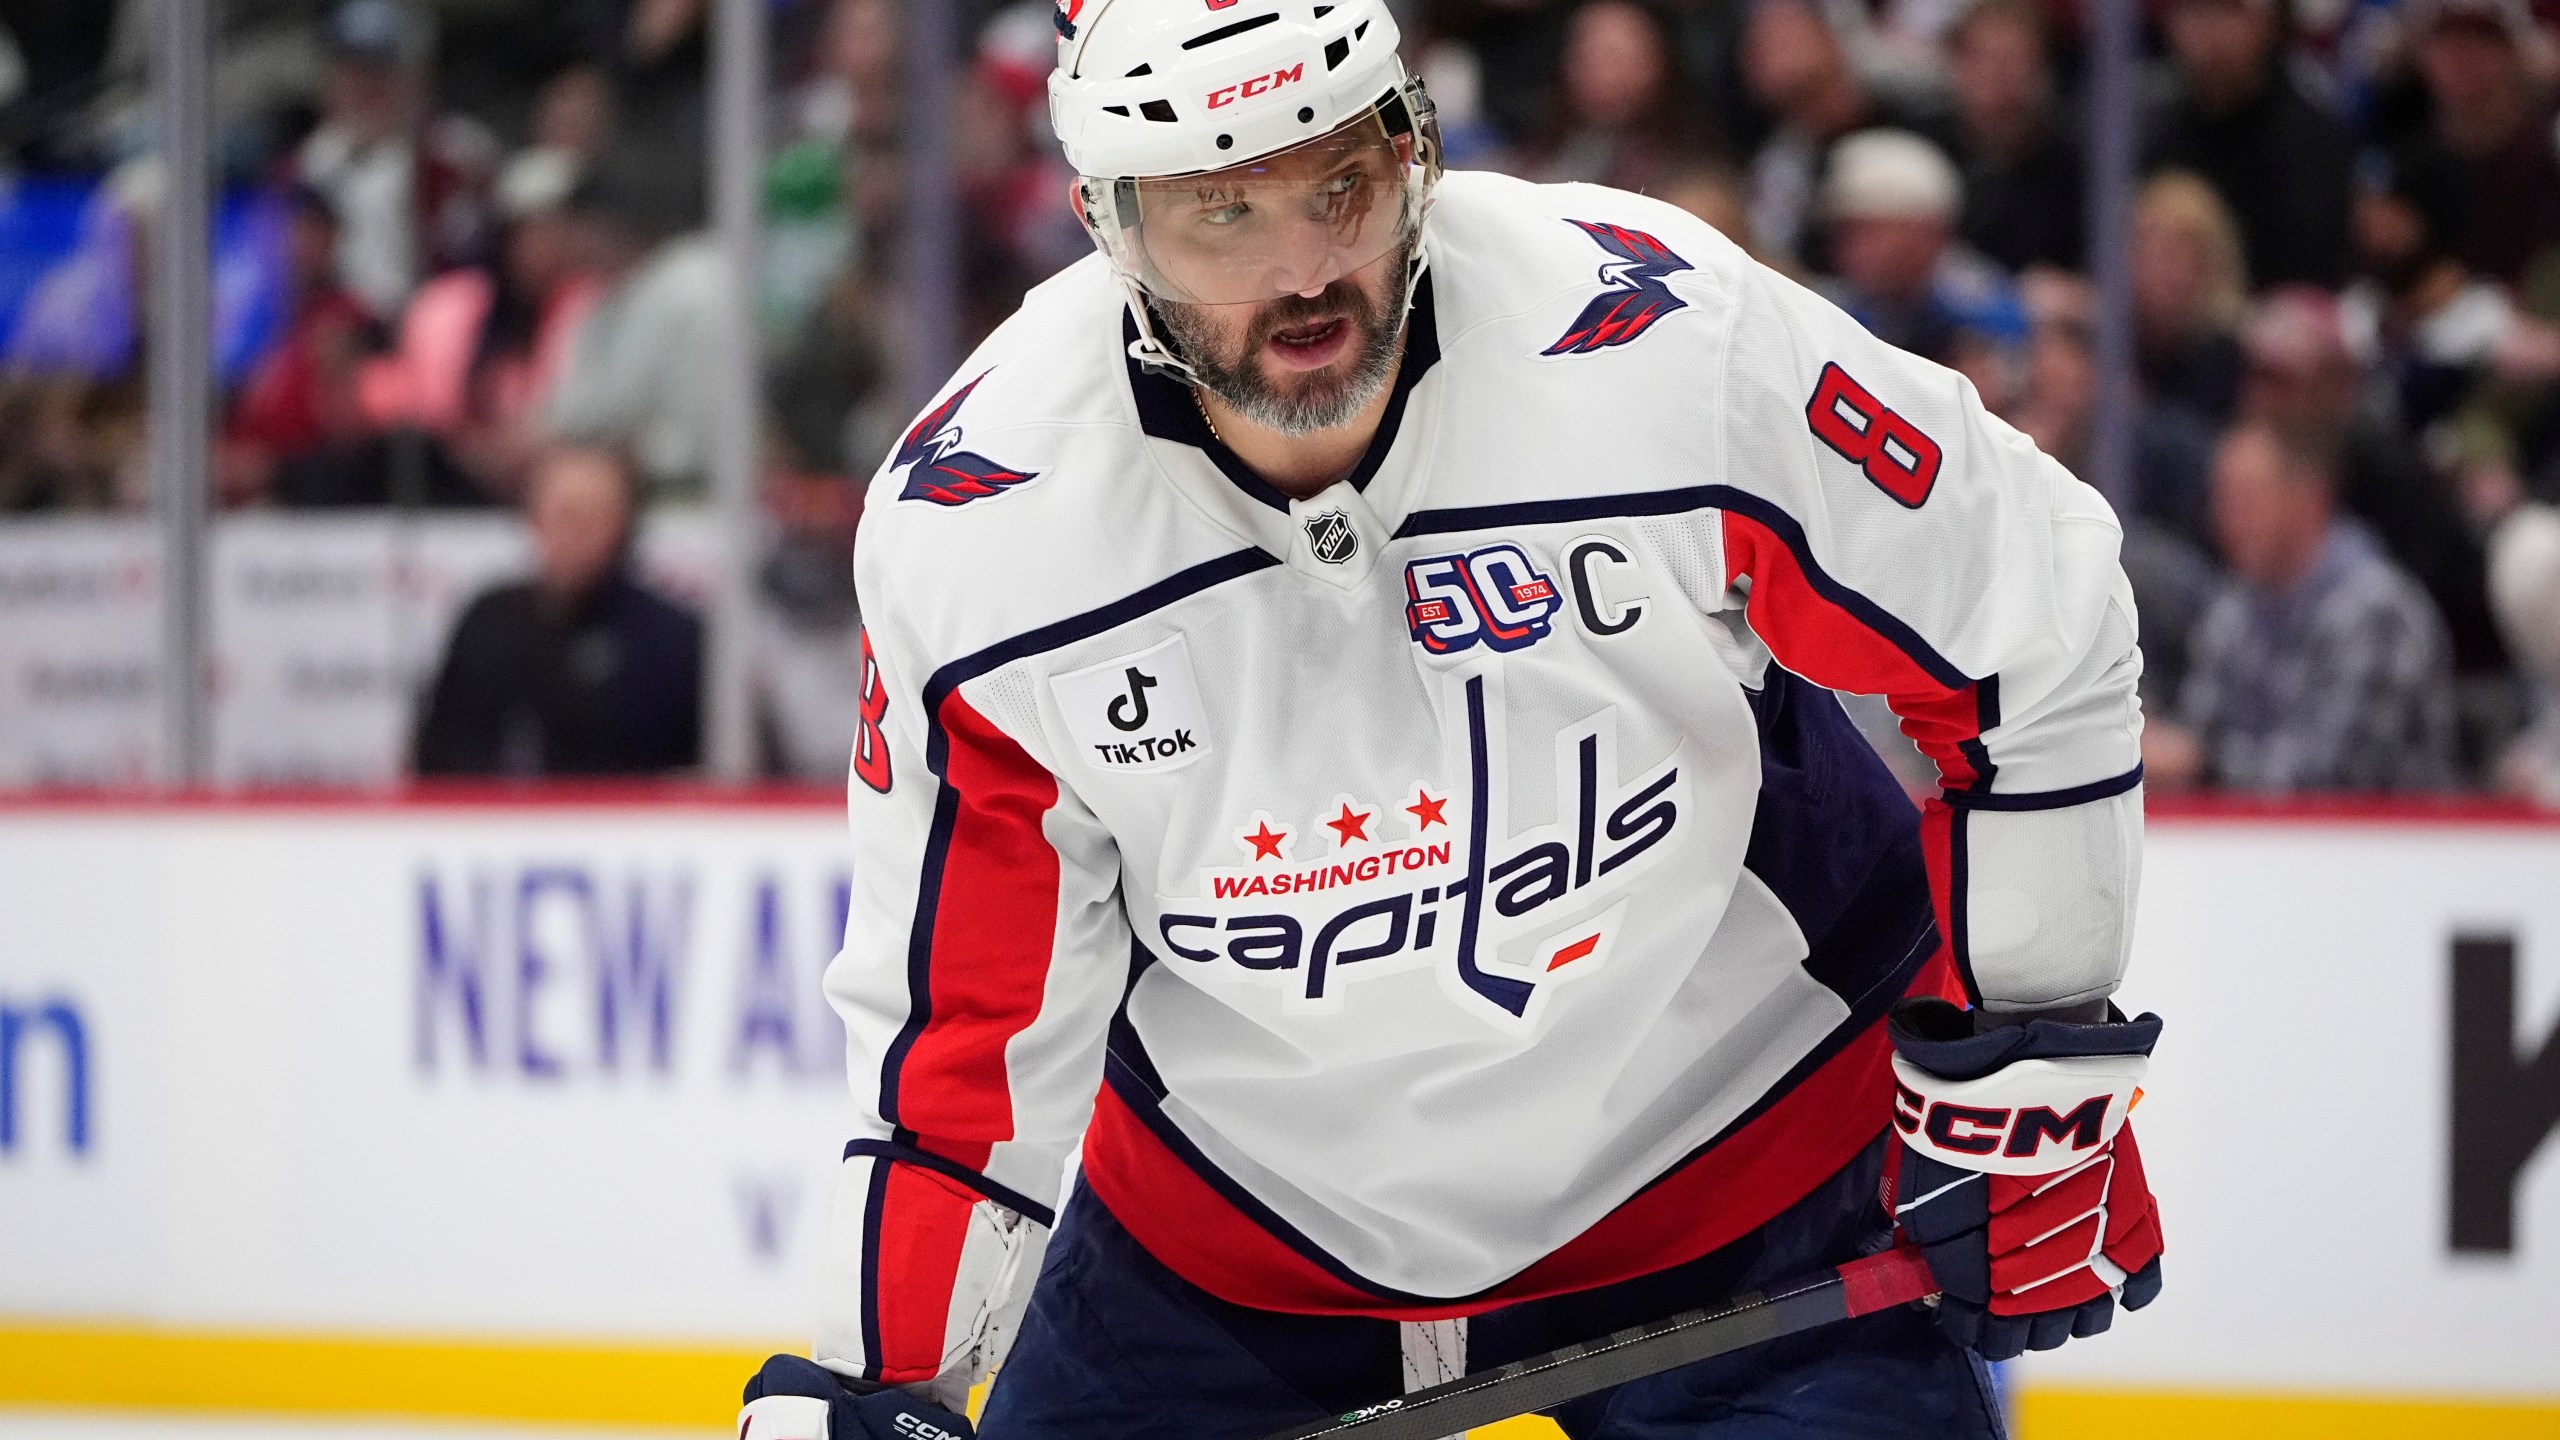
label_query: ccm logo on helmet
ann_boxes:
[1893,1083,2111,1160]
[1207,63,1304,109]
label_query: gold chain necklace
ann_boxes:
[1190,388,1227,447]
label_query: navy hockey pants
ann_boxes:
[977,1135,2004,1439]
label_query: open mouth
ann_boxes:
[1263,314,1353,371]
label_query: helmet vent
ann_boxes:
[1125,62,1152,76]
[1140,98,1179,122]
[1181,12,1279,48]
[1103,104,1131,115]
[1312,3,1334,13]
[1324,35,1349,68]
[1354,19,1369,37]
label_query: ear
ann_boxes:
[1066,175,1102,241]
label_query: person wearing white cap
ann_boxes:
[1817,128,2024,371]
[734,1,2165,1436]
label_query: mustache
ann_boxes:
[1248,278,1380,346]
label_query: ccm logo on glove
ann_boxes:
[1893,1085,2113,1160]
[1888,1052,2143,1176]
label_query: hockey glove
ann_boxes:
[737,1354,976,1440]
[1886,997,2165,1361]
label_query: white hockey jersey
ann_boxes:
[816,171,2146,1391]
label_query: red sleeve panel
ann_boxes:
[879,689,1064,1157]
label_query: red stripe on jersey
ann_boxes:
[1084,958,1964,1319]
[872,1161,984,1383]
[895,693,1063,1142]
[1083,1084,1356,1310]
[916,1135,996,1172]
[1718,511,1992,789]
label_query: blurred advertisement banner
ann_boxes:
[0,802,852,1339]
[0,515,722,788]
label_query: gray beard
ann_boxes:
[1156,251,1412,437]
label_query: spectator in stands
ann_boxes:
[2132,172,2250,426]
[952,40,1086,345]
[529,65,617,169]
[414,444,703,776]
[2147,0,2356,287]
[1815,128,2025,373]
[1657,163,1769,263]
[2012,269,2220,541]
[2149,422,2458,791]
[542,145,728,502]
[2240,285,2508,676]
[2408,0,2560,290]
[1742,0,1909,269]
[294,0,499,320]
[2342,139,2517,439]
[0,163,156,511]
[756,465,865,780]
[2007,272,2219,705]
[1946,0,2083,273]
[358,148,605,504]
[1524,0,1718,194]
[2488,502,2560,802]
[217,187,388,508]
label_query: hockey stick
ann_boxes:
[1258,1245,1938,1440]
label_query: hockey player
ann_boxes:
[741,0,2162,1435]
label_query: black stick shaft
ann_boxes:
[1258,1247,1936,1440]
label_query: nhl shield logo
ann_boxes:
[1304,509,1358,565]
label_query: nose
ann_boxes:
[1259,201,1356,298]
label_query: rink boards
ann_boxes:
[0,795,2555,1435]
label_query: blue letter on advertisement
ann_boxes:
[417,872,492,1072]
[0,997,91,1156]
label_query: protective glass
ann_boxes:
[1087,100,1432,306]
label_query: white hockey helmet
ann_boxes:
[1049,0,1439,311]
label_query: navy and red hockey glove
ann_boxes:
[1886,997,2165,1361]
[737,1354,976,1440]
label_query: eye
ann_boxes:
[1325,171,1362,196]
[1203,200,1250,225]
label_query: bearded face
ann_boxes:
[1154,241,1413,436]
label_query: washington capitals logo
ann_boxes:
[1054,0,1086,38]
[894,374,1039,507]
[1541,220,1693,357]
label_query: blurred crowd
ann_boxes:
[0,0,2557,797]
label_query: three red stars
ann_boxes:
[1243,821,1288,861]
[1406,789,1447,830]
[1324,803,1372,846]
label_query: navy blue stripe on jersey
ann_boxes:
[1396,484,1974,694]
[856,1150,893,1378]
[1099,1039,1433,1305]
[1124,276,1442,513]
[1953,676,2001,796]
[1629,893,1937,1206]
[1452,671,1534,1017]
[914,547,1282,773]
[843,1138,1060,1227]
[882,548,1279,1131]
[1946,808,1978,1006]
[1338,274,1442,495]
[1942,762,2144,811]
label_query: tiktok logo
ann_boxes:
[1108,667,1157,732]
